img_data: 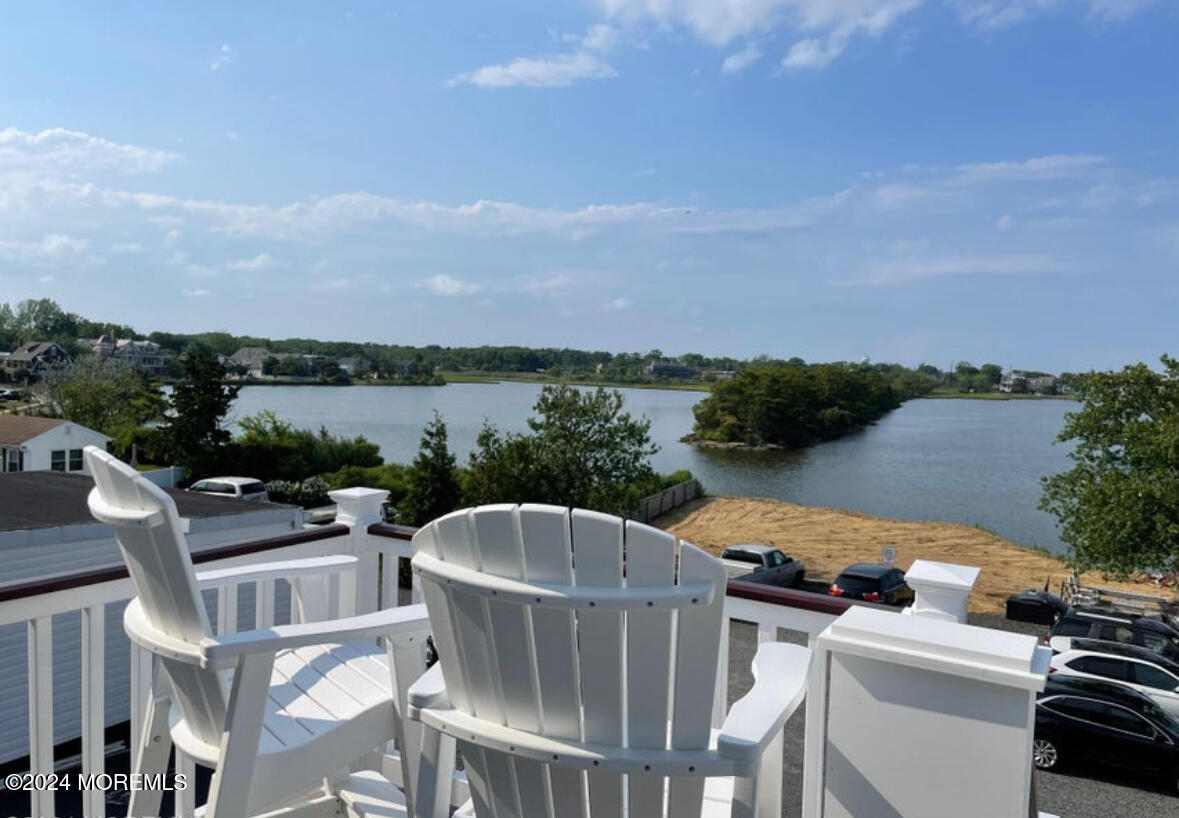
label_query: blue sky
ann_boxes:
[0,1,1176,371]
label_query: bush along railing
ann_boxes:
[629,477,700,522]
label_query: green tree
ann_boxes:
[1040,355,1179,575]
[465,385,659,511]
[157,344,240,471]
[399,412,462,525]
[12,298,77,342]
[35,357,166,435]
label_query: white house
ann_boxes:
[0,416,112,475]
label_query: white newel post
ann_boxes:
[801,606,1051,818]
[904,560,980,624]
[330,487,388,616]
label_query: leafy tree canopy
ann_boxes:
[464,385,659,512]
[690,362,901,447]
[35,357,166,436]
[1040,355,1179,575]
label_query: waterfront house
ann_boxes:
[643,357,700,378]
[112,339,168,376]
[1028,375,1058,394]
[2,342,70,378]
[229,346,273,377]
[0,417,111,475]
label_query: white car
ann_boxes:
[187,476,270,502]
[1049,636,1179,717]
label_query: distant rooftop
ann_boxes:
[0,471,290,532]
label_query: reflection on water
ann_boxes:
[232,383,1074,553]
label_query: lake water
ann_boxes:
[231,383,1076,553]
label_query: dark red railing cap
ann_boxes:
[726,579,899,615]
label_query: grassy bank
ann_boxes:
[651,495,1167,614]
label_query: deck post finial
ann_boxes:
[904,559,980,624]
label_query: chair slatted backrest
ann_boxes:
[412,504,727,818]
[85,447,228,747]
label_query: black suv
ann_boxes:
[828,564,914,606]
[1048,606,1179,662]
[1034,676,1179,789]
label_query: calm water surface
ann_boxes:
[231,383,1075,553]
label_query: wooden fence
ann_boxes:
[629,478,700,523]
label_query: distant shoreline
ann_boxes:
[919,391,1079,402]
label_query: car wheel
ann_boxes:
[1032,738,1059,770]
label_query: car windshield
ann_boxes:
[834,574,881,593]
[724,551,762,565]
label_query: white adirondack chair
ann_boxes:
[406,504,811,818]
[84,446,438,818]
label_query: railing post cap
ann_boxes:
[329,487,390,503]
[905,560,980,592]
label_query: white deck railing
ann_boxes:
[0,492,1046,818]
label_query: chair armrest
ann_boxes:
[199,603,431,669]
[717,642,810,767]
[195,555,358,589]
[406,661,451,719]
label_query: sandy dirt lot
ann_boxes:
[653,496,1172,615]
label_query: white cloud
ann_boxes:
[516,273,574,295]
[210,44,235,71]
[951,0,1159,29]
[580,23,620,51]
[722,43,763,73]
[37,274,55,284]
[421,274,482,296]
[451,51,617,88]
[226,252,275,271]
[953,154,1106,184]
[603,296,632,311]
[452,23,621,88]
[591,0,1157,69]
[186,263,219,278]
[164,228,183,245]
[782,37,844,69]
[110,241,143,253]
[782,1,922,70]
[181,288,211,297]
[0,233,90,263]
[996,213,1015,230]
[0,127,178,174]
[847,252,1078,285]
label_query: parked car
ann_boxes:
[720,545,806,588]
[0,388,21,400]
[827,564,914,606]
[1048,606,1179,662]
[1033,676,1179,790]
[1006,588,1068,625]
[1048,637,1179,717]
[187,477,270,502]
